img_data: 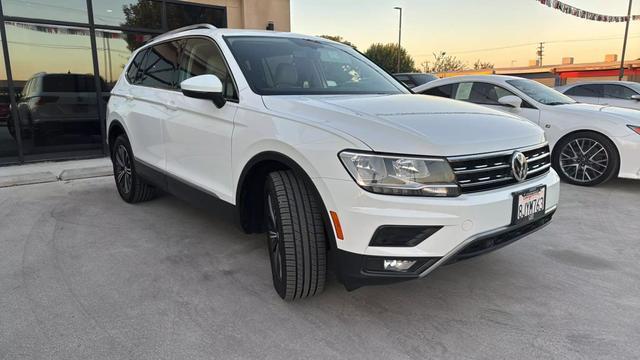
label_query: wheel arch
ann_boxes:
[235,151,338,250]
[552,128,621,161]
[107,120,127,154]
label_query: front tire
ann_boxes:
[111,135,157,203]
[264,170,327,301]
[552,131,619,186]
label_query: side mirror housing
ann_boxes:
[180,74,226,108]
[498,95,523,109]
[631,94,640,101]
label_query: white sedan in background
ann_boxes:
[555,81,640,110]
[414,75,640,186]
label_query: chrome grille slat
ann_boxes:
[454,164,510,175]
[448,144,552,193]
[527,163,551,175]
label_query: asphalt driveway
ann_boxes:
[0,176,638,359]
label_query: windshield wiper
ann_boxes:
[545,102,572,106]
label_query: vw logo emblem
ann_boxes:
[511,152,528,182]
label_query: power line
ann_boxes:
[414,33,640,57]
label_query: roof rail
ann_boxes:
[148,24,217,43]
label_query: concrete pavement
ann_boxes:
[0,176,639,359]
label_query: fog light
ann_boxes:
[383,259,417,272]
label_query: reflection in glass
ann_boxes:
[96,30,153,91]
[2,0,88,24]
[92,0,163,29]
[0,41,19,163]
[6,21,101,154]
[166,2,226,30]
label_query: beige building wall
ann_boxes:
[189,0,291,31]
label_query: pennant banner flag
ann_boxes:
[536,0,640,22]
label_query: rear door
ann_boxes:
[165,36,238,202]
[563,84,603,105]
[126,40,181,170]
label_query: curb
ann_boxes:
[0,165,112,188]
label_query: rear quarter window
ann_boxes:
[126,49,147,84]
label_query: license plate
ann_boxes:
[512,186,546,225]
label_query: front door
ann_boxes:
[164,37,238,203]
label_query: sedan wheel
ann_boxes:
[559,138,608,184]
[553,132,619,186]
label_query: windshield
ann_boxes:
[507,79,576,105]
[626,82,640,94]
[224,36,407,96]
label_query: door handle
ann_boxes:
[165,101,178,111]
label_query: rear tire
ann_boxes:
[111,135,157,203]
[264,170,327,301]
[552,131,619,186]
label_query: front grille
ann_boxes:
[448,143,551,193]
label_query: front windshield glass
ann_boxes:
[224,36,407,95]
[507,79,576,105]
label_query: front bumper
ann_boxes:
[315,170,560,290]
[336,209,555,290]
[617,133,640,179]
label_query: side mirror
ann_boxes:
[498,95,522,109]
[631,94,640,101]
[180,74,226,108]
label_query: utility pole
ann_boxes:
[619,0,633,80]
[537,42,545,67]
[394,7,403,73]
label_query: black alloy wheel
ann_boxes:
[111,135,157,203]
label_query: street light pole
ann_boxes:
[394,6,403,73]
[619,0,633,81]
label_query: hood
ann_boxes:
[262,94,545,156]
[556,103,640,122]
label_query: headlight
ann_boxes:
[338,151,460,197]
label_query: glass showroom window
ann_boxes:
[92,0,164,30]
[2,0,88,24]
[166,2,226,30]
[5,21,102,156]
[95,30,154,91]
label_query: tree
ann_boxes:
[421,52,466,73]
[319,35,356,49]
[473,59,495,70]
[364,43,416,73]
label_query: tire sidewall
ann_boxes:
[264,178,289,299]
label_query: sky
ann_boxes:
[291,0,640,69]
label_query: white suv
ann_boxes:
[107,25,560,300]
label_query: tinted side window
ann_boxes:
[603,85,637,99]
[454,82,512,105]
[565,84,603,98]
[177,38,237,99]
[126,49,147,84]
[139,41,181,90]
[422,84,455,98]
